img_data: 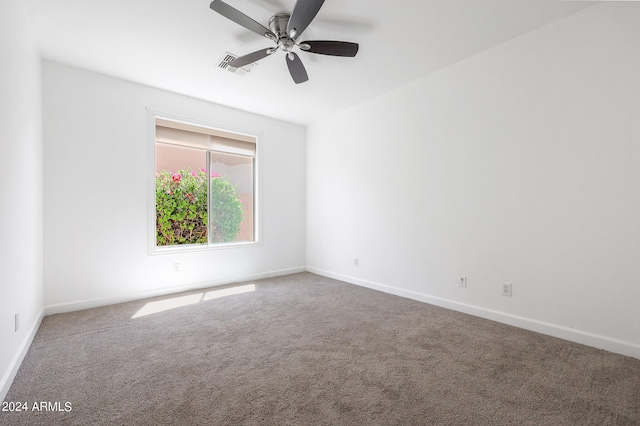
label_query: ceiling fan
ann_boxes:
[210,0,359,84]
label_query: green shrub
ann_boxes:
[155,169,243,245]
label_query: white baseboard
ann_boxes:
[306,267,640,360]
[0,308,44,403]
[44,266,306,316]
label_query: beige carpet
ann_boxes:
[2,272,639,425]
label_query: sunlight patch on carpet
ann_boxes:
[203,284,256,301]
[132,284,256,319]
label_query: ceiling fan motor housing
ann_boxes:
[269,13,291,39]
[270,13,298,53]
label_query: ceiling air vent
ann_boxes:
[217,52,257,76]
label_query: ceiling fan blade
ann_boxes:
[286,0,325,39]
[210,0,275,40]
[286,52,309,84]
[229,48,276,68]
[300,41,358,57]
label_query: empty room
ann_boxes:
[1,0,639,424]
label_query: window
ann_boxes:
[152,117,257,251]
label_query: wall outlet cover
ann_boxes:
[502,283,512,297]
[459,276,467,287]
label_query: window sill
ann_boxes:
[150,240,260,256]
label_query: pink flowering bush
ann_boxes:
[155,169,243,245]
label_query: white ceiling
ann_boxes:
[24,0,595,125]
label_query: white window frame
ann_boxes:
[147,109,262,255]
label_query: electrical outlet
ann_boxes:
[502,283,512,297]
[459,276,467,287]
[354,258,359,267]
[15,313,19,332]
[172,263,181,272]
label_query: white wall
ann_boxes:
[307,3,640,358]
[43,62,306,310]
[0,0,44,400]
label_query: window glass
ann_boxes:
[210,152,254,243]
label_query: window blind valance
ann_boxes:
[156,119,256,157]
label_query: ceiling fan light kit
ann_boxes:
[209,0,359,84]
